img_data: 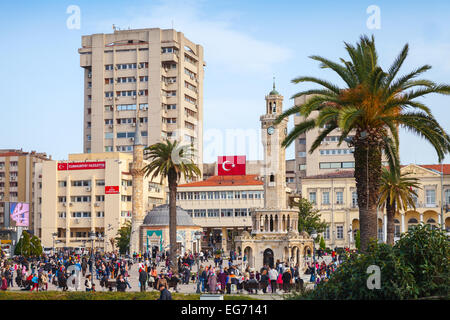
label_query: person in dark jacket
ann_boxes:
[282,269,292,293]
[158,284,172,300]
[139,269,148,292]
[116,274,127,292]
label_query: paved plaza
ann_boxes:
[6,255,332,298]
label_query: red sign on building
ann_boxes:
[217,156,246,176]
[58,161,106,171]
[105,186,120,194]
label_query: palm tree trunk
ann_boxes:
[386,198,395,246]
[354,134,382,253]
[168,168,179,274]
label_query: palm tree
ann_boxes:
[276,35,450,252]
[143,139,201,273]
[378,166,421,245]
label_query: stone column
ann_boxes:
[383,214,387,243]
[420,213,424,223]
[221,227,227,251]
[401,213,405,233]
[130,145,145,254]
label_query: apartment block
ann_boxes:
[34,152,165,251]
[79,28,205,175]
[0,149,51,233]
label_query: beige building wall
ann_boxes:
[300,164,450,249]
[0,150,51,232]
[79,28,205,176]
[34,152,165,250]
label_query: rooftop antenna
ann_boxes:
[171,20,174,30]
[113,24,116,31]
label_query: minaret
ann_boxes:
[130,111,145,254]
[260,79,288,209]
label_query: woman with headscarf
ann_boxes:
[207,269,217,293]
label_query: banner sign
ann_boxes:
[10,202,29,227]
[105,186,120,194]
[218,155,246,176]
[58,161,105,171]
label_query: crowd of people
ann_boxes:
[0,246,350,296]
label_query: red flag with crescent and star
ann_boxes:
[217,156,246,176]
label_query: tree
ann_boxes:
[115,220,131,255]
[378,167,420,245]
[319,236,326,250]
[276,35,450,252]
[355,230,361,251]
[14,231,42,257]
[143,139,201,274]
[293,197,327,235]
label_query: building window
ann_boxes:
[299,164,306,171]
[309,192,316,204]
[97,212,105,217]
[322,191,330,205]
[336,191,343,204]
[298,138,306,145]
[426,189,436,206]
[323,226,330,240]
[298,151,306,157]
[352,191,358,208]
[96,180,105,186]
[336,225,344,239]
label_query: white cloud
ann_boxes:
[94,0,292,73]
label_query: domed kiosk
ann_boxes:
[140,204,202,255]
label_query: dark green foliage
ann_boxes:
[14,231,42,257]
[395,224,450,297]
[289,224,449,299]
[355,230,361,250]
[293,197,327,235]
[115,220,131,255]
[319,237,326,250]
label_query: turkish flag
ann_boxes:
[218,156,246,176]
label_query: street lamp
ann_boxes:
[311,229,318,283]
[52,232,57,255]
[194,231,202,293]
[89,231,96,260]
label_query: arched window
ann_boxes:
[272,102,277,113]
[408,218,418,224]
[270,174,275,182]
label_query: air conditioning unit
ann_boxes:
[88,73,92,78]
[69,202,73,207]
[109,125,113,129]
[94,202,100,207]
[63,203,67,207]
[10,176,17,181]
[74,219,79,224]
[132,123,136,127]
[85,187,91,192]
[108,97,113,100]
[133,96,137,99]
[130,137,135,142]
[115,66,118,70]
[138,65,142,69]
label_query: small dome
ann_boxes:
[142,204,197,226]
[269,89,279,95]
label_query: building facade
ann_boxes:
[0,149,51,234]
[176,175,264,251]
[79,28,205,174]
[300,164,450,249]
[34,152,165,251]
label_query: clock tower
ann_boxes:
[260,81,288,209]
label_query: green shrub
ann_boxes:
[288,224,449,300]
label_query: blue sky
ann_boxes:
[1,0,450,164]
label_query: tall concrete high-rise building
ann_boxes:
[79,28,205,175]
[0,149,51,234]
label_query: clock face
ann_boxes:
[267,126,275,135]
